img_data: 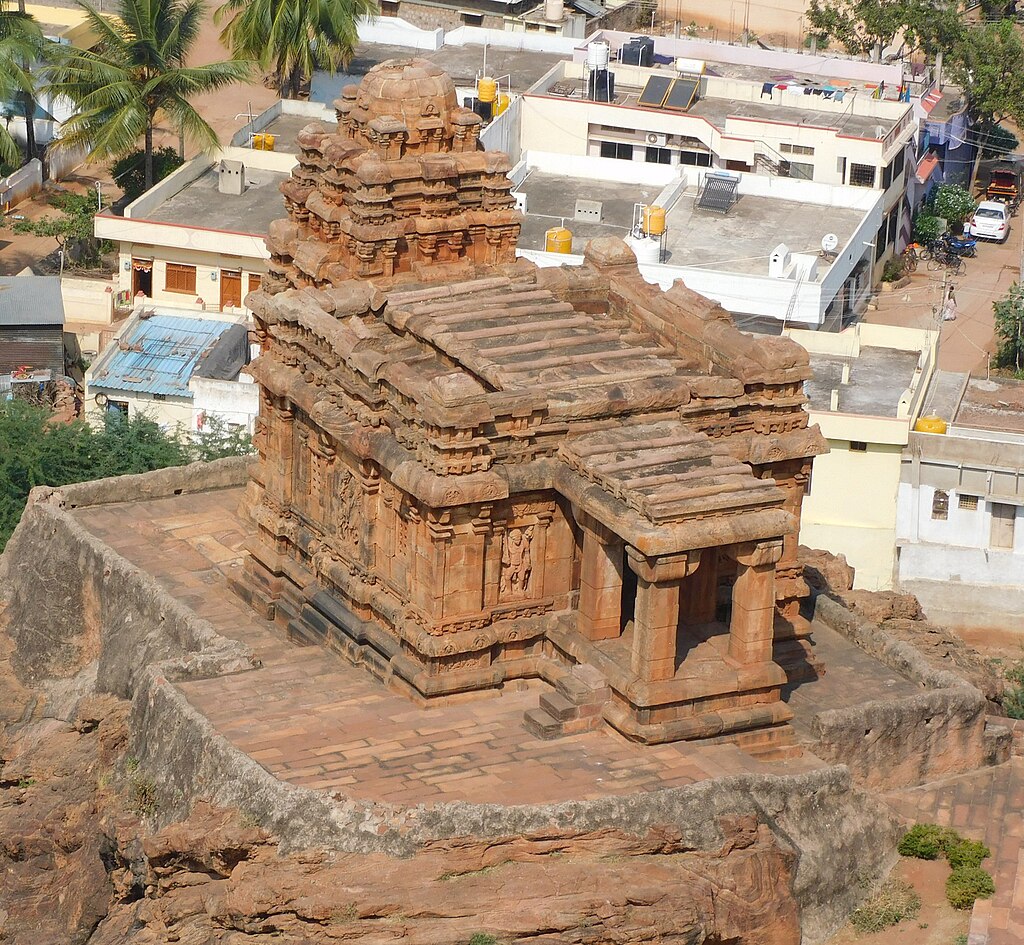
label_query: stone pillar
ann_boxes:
[728,540,782,664]
[577,516,623,641]
[626,549,699,682]
[679,552,718,626]
[631,577,681,682]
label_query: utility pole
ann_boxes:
[96,182,102,212]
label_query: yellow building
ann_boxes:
[785,323,937,590]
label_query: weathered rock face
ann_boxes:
[836,590,1003,706]
[1,691,802,945]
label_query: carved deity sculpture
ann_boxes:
[500,527,534,600]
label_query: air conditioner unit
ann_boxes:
[646,132,668,147]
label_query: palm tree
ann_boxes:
[215,0,376,100]
[44,0,252,191]
[0,2,41,168]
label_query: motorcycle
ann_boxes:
[943,233,978,258]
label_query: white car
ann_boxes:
[967,200,1011,242]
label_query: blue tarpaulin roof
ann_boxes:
[90,313,238,398]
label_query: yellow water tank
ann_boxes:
[477,76,498,104]
[914,415,947,434]
[251,132,266,150]
[263,133,276,151]
[545,227,573,254]
[495,93,510,117]
[642,204,666,236]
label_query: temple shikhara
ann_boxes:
[237,59,828,748]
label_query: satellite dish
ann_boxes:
[821,233,839,253]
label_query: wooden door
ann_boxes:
[991,503,1016,549]
[220,270,242,309]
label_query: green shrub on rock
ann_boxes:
[946,866,995,910]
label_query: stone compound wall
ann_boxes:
[812,594,1011,789]
[0,460,905,944]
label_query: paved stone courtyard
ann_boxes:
[886,760,1024,945]
[73,486,932,807]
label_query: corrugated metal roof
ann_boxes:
[0,276,65,327]
[567,0,604,16]
[89,314,238,398]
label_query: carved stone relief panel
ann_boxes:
[499,526,534,601]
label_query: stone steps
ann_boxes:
[522,665,610,740]
[773,638,824,685]
[696,724,802,761]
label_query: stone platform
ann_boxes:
[73,487,923,808]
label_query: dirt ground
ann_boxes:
[826,858,970,945]
[865,217,1022,375]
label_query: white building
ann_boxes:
[896,375,1024,630]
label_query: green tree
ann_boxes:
[215,0,376,100]
[947,20,1024,186]
[7,191,110,270]
[806,0,962,58]
[111,145,183,202]
[932,184,975,226]
[192,413,255,461]
[0,401,253,550]
[993,282,1024,374]
[44,0,251,191]
[0,0,42,168]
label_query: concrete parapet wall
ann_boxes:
[0,463,906,944]
[812,593,1009,786]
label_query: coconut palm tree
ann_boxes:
[44,0,252,191]
[0,2,41,168]
[215,0,376,100]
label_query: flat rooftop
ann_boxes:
[311,42,564,105]
[533,62,911,139]
[144,165,290,236]
[954,376,1024,435]
[804,345,921,417]
[516,171,864,277]
[517,171,663,253]
[246,114,320,153]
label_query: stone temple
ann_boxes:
[237,58,828,748]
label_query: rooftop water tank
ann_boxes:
[587,41,610,71]
[545,0,564,21]
[914,415,948,434]
[477,76,497,104]
[642,205,666,236]
[545,227,573,254]
[627,233,660,264]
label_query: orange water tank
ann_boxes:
[914,415,947,434]
[477,76,498,104]
[642,204,666,236]
[545,227,573,253]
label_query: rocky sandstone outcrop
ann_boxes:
[1,689,801,945]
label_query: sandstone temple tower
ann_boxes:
[237,59,828,748]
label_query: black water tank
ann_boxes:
[631,35,655,67]
[588,69,615,102]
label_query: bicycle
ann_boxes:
[902,243,920,272]
[926,250,965,276]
